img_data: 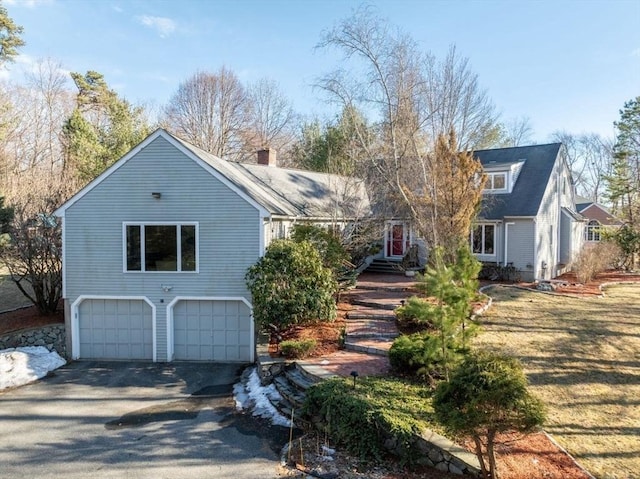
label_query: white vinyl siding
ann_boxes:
[505,220,535,281]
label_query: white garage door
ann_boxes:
[173,300,252,362]
[78,299,153,360]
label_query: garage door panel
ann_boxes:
[78,299,153,360]
[173,300,252,362]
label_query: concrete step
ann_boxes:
[355,284,415,292]
[344,337,394,356]
[347,307,396,320]
[273,375,306,410]
[344,289,410,307]
[284,364,318,392]
[365,259,405,274]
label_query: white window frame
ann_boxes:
[484,172,509,193]
[471,224,496,256]
[123,222,199,273]
[585,220,601,242]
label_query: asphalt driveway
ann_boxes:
[0,361,289,479]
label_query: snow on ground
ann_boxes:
[233,366,292,427]
[0,346,66,390]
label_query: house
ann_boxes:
[378,143,585,281]
[54,129,370,363]
[575,196,623,242]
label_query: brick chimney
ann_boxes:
[257,148,277,167]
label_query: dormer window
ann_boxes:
[486,172,508,192]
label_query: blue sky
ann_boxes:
[4,0,639,142]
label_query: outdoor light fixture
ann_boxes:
[151,192,162,199]
[350,370,359,389]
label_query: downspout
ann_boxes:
[555,163,562,277]
[504,222,514,266]
[533,218,538,280]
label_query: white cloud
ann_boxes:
[136,15,176,38]
[631,48,640,58]
[5,0,54,8]
[112,4,123,13]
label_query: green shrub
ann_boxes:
[279,338,317,359]
[409,246,480,379]
[434,351,546,479]
[395,296,437,333]
[290,223,351,282]
[302,376,438,465]
[388,332,455,381]
[246,239,337,334]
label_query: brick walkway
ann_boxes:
[299,273,415,378]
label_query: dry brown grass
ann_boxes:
[475,284,640,479]
[0,269,33,312]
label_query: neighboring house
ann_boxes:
[382,143,585,281]
[54,129,370,363]
[575,196,624,242]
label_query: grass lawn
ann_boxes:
[475,284,640,479]
[0,266,32,312]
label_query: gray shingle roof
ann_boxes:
[170,131,371,219]
[475,143,563,219]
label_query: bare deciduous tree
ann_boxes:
[163,68,247,160]
[500,116,534,147]
[0,171,73,314]
[550,130,613,201]
[315,7,493,255]
[243,78,297,161]
[0,58,73,192]
[422,45,500,150]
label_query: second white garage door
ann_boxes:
[173,300,252,362]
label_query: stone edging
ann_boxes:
[479,279,640,301]
[543,432,596,479]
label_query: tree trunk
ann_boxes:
[487,429,499,479]
[472,435,490,479]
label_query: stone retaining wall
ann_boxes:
[388,429,481,476]
[308,412,481,477]
[0,324,66,358]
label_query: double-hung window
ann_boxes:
[485,172,508,192]
[125,223,198,272]
[471,224,495,255]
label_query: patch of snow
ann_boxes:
[0,346,66,390]
[321,445,336,456]
[320,359,330,365]
[233,367,292,427]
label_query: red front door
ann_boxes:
[386,224,407,257]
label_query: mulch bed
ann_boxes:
[0,305,64,336]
